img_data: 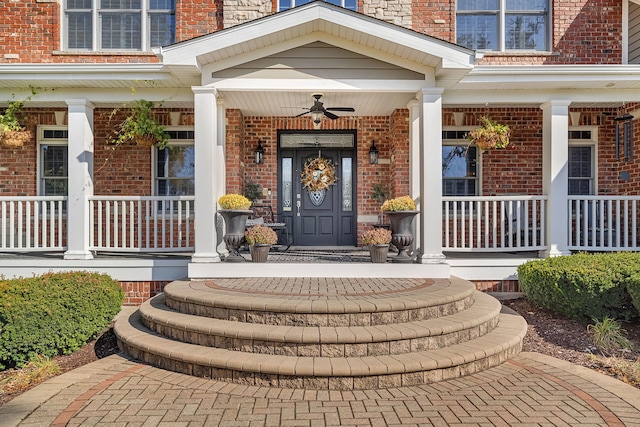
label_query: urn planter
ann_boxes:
[385,210,419,263]
[218,209,252,262]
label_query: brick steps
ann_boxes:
[115,277,527,390]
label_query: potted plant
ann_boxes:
[381,195,418,263]
[361,227,392,263]
[466,116,511,151]
[244,224,278,262]
[243,181,262,203]
[217,194,253,262]
[110,99,169,148]
[0,100,31,148]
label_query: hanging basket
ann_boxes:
[474,136,498,151]
[133,134,158,147]
[0,130,31,148]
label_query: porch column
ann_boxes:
[408,100,421,252]
[192,87,222,263]
[215,98,227,256]
[416,88,446,264]
[64,99,94,260]
[541,100,571,257]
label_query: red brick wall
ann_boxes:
[0,1,625,66]
[119,281,168,306]
[0,1,222,64]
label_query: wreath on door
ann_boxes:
[300,157,337,192]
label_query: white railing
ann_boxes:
[568,196,640,251]
[0,196,67,252]
[89,196,195,252]
[442,196,547,252]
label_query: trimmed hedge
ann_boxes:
[517,252,640,321]
[0,272,123,370]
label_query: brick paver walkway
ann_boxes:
[2,352,639,426]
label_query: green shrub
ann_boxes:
[517,253,639,321]
[0,272,124,370]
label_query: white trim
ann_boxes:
[209,78,427,92]
[37,125,69,197]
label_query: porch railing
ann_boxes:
[0,196,67,252]
[89,196,195,252]
[442,196,547,252]
[568,196,639,251]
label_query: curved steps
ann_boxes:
[115,277,527,390]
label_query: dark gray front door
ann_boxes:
[279,143,356,246]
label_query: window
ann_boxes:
[568,146,594,195]
[39,129,69,196]
[456,0,549,51]
[155,130,195,196]
[442,144,478,196]
[278,0,356,12]
[65,0,175,51]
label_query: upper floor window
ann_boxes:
[278,0,356,12]
[65,0,176,51]
[456,0,549,51]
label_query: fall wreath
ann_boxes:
[300,157,337,192]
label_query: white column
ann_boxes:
[541,100,571,257]
[192,87,222,263]
[408,100,421,252]
[417,88,446,264]
[64,99,94,260]
[215,98,228,256]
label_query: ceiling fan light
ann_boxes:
[311,110,323,123]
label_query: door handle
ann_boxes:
[296,200,301,216]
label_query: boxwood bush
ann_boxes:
[0,271,124,370]
[518,252,640,321]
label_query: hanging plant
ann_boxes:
[0,87,39,148]
[300,157,337,192]
[109,99,169,149]
[466,116,511,150]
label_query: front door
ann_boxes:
[279,133,356,246]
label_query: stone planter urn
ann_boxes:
[249,244,271,263]
[386,210,418,263]
[218,209,252,262]
[369,244,389,263]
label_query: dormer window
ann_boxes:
[278,0,356,12]
[64,0,176,51]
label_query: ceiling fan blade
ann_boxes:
[324,111,340,120]
[294,111,310,118]
[326,107,355,112]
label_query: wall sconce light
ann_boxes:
[254,140,265,164]
[614,114,634,162]
[369,140,379,164]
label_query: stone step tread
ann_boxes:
[164,277,476,314]
[140,292,501,345]
[115,308,527,378]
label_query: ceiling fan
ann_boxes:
[294,93,355,122]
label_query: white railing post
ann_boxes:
[64,99,95,260]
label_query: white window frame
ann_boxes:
[37,126,69,197]
[152,127,195,196]
[568,125,598,196]
[62,0,175,52]
[278,0,356,12]
[456,0,550,52]
[442,127,482,197]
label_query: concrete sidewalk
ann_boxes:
[1,352,639,426]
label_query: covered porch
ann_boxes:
[2,3,640,285]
